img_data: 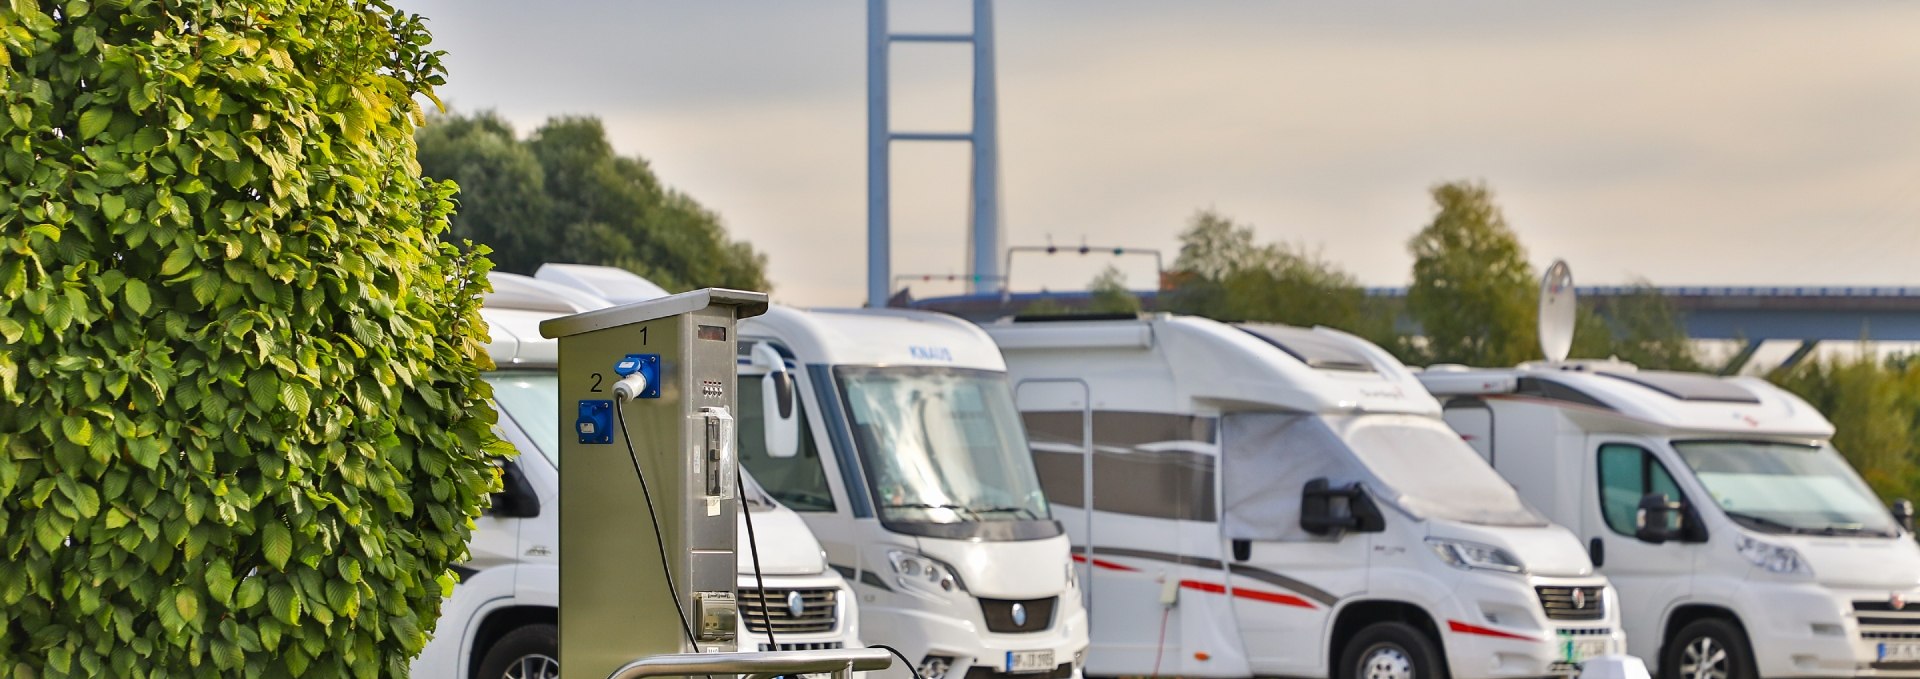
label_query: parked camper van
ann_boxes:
[985,314,1624,679]
[1419,362,1920,679]
[536,266,1091,679]
[411,273,861,679]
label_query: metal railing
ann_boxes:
[606,647,893,679]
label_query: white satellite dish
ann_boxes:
[1538,259,1576,363]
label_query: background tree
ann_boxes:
[417,112,769,292]
[414,112,550,274]
[1165,209,1380,333]
[1086,265,1142,314]
[1406,181,1539,366]
[1772,356,1920,502]
[0,1,502,676]
[1574,282,1703,370]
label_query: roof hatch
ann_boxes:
[1237,324,1375,373]
[1598,370,1760,404]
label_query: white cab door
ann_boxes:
[1586,437,1699,665]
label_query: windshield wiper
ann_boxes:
[1723,510,1818,535]
[882,503,982,520]
[969,505,1039,519]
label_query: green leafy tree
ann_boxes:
[1573,283,1702,370]
[418,113,769,291]
[0,2,504,676]
[1406,181,1538,366]
[1086,266,1142,315]
[1772,356,1920,502]
[1166,209,1381,335]
[415,112,551,275]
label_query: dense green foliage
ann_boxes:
[417,111,769,292]
[1164,210,1384,337]
[1772,356,1920,503]
[1085,266,1141,315]
[0,1,505,676]
[1406,181,1540,366]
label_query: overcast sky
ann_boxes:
[399,1,1920,307]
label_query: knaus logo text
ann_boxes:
[909,346,953,362]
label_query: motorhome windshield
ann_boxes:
[485,371,561,466]
[1342,416,1548,527]
[835,366,1052,528]
[1674,440,1896,537]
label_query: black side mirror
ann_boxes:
[488,461,541,519]
[1635,492,1682,544]
[1232,539,1252,562]
[1893,499,1914,533]
[1301,478,1386,538]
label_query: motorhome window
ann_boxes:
[1596,444,1685,536]
[1598,371,1760,404]
[738,377,836,512]
[1514,378,1613,410]
[1341,416,1547,527]
[1237,325,1375,372]
[835,366,1051,527]
[484,371,561,466]
[1673,440,1895,537]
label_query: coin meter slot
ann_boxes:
[695,591,738,643]
[613,353,661,399]
[701,407,736,499]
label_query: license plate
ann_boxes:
[1881,642,1920,663]
[1004,650,1054,674]
[1560,637,1608,664]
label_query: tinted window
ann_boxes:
[738,377,836,512]
[1598,443,1683,536]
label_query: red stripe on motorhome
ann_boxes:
[1447,620,1537,642]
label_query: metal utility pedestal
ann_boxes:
[540,289,768,679]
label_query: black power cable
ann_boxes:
[614,401,702,651]
[869,644,929,679]
[737,474,779,651]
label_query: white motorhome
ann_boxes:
[411,273,861,679]
[735,306,1090,679]
[536,266,1091,679]
[985,314,1624,679]
[1420,361,1920,679]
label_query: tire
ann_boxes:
[1662,618,1755,679]
[1340,621,1448,679]
[475,623,559,679]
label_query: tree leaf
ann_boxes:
[62,418,92,446]
[123,279,150,316]
[78,107,111,140]
[175,589,199,623]
[261,521,290,570]
[159,246,193,276]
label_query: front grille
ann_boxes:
[962,663,1074,679]
[1855,600,1920,641]
[760,641,845,651]
[1557,627,1611,637]
[740,587,838,634]
[980,597,1057,634]
[1537,586,1604,621]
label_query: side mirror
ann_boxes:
[1892,499,1914,533]
[1635,493,1683,544]
[753,343,801,459]
[488,461,541,519]
[1301,478,1386,538]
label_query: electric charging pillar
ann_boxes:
[540,289,769,679]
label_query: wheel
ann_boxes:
[1340,622,1447,679]
[1662,618,1755,679]
[475,623,559,679]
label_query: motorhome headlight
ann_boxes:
[887,549,962,594]
[1735,534,1813,577]
[1426,538,1526,574]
